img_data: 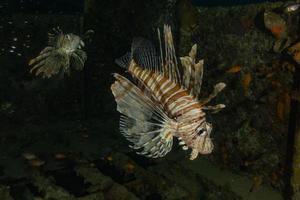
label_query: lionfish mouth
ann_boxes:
[63,47,76,54]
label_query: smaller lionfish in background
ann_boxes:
[111,24,226,160]
[29,27,88,78]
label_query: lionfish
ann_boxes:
[29,27,87,78]
[111,25,226,160]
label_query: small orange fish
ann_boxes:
[270,26,284,39]
[242,73,252,94]
[54,153,66,160]
[226,65,241,73]
[264,11,287,39]
[277,100,285,121]
[124,162,135,173]
[29,159,45,167]
[107,156,113,161]
[277,92,291,120]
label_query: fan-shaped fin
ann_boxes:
[120,116,174,158]
[111,73,176,158]
[30,50,69,78]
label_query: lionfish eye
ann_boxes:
[196,126,204,134]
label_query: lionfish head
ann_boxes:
[61,33,85,54]
[190,122,214,160]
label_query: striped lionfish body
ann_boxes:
[111,25,226,160]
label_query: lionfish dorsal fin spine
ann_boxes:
[115,24,181,84]
[158,24,181,84]
[180,44,205,98]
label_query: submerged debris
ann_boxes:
[0,185,13,200]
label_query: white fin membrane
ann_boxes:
[111,73,175,158]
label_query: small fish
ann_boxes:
[29,159,45,167]
[29,27,87,78]
[264,11,287,39]
[284,3,300,13]
[22,152,37,160]
[111,25,226,160]
[54,153,67,160]
[226,65,241,73]
[242,73,252,94]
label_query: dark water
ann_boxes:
[192,0,277,6]
[0,0,299,200]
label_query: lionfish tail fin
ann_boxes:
[115,52,131,69]
[111,73,174,158]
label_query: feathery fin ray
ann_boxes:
[111,73,175,158]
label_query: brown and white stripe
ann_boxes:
[128,60,207,144]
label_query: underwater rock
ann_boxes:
[0,185,13,200]
[75,164,139,200]
[100,152,189,199]
[32,173,76,200]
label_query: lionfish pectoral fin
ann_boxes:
[29,49,53,66]
[111,73,174,158]
[30,50,68,78]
